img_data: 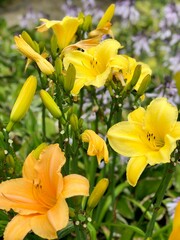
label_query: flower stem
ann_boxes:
[144,162,175,239]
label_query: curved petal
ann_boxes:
[35,144,65,197]
[145,98,178,139]
[71,78,86,95]
[169,202,180,240]
[146,134,177,165]
[107,121,149,156]
[62,174,89,198]
[47,196,69,231]
[31,214,57,239]
[127,156,148,187]
[4,215,31,240]
[171,122,180,140]
[128,107,145,124]
[0,178,45,214]
[22,152,36,180]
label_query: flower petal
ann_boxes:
[171,122,180,140]
[146,134,176,165]
[31,214,57,239]
[169,202,180,240]
[107,121,149,157]
[4,215,31,240]
[62,174,89,198]
[0,178,45,214]
[144,98,178,139]
[128,107,145,124]
[127,156,148,187]
[47,196,69,231]
[35,144,65,197]
[22,152,36,180]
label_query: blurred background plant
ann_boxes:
[0,0,180,239]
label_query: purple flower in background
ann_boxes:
[169,53,180,74]
[160,3,180,28]
[132,34,152,56]
[115,0,140,26]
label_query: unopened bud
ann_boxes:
[64,63,76,93]
[6,154,15,168]
[21,31,38,52]
[55,57,63,76]
[70,113,79,132]
[40,90,62,119]
[32,142,48,160]
[97,4,115,28]
[82,15,92,32]
[136,74,151,97]
[87,178,109,212]
[6,75,37,132]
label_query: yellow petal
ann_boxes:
[34,144,65,198]
[128,107,145,123]
[62,174,89,198]
[107,121,149,157]
[4,215,31,240]
[146,134,176,165]
[31,214,57,239]
[127,156,148,187]
[169,227,180,240]
[47,196,69,231]
[145,98,178,139]
[36,56,55,75]
[82,130,109,164]
[97,4,115,28]
[0,178,46,214]
[171,122,180,140]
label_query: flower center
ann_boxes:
[146,131,164,150]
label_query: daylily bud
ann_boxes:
[70,113,79,132]
[6,154,15,168]
[97,4,115,28]
[64,63,76,93]
[32,142,48,159]
[87,178,109,212]
[122,65,142,94]
[40,89,62,119]
[174,71,180,95]
[0,148,5,162]
[21,31,37,50]
[82,15,92,32]
[55,57,63,76]
[51,35,58,59]
[136,74,151,97]
[6,75,37,132]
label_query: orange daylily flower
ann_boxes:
[0,144,89,239]
[81,130,109,164]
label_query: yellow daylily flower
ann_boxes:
[0,144,89,239]
[63,39,123,94]
[37,17,82,50]
[169,201,180,240]
[110,54,152,91]
[107,98,180,187]
[82,130,109,164]
[14,35,54,75]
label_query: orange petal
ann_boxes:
[4,214,31,240]
[62,174,89,198]
[47,196,69,231]
[0,178,46,214]
[34,144,65,197]
[31,214,57,239]
[22,152,36,180]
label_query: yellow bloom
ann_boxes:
[0,144,89,239]
[63,39,122,94]
[110,54,152,91]
[37,17,82,50]
[107,98,180,187]
[14,35,54,75]
[82,130,109,164]
[169,201,180,240]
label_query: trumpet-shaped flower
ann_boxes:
[82,130,109,164]
[0,144,89,239]
[107,98,180,187]
[169,201,180,240]
[63,39,122,94]
[37,17,82,50]
[14,35,54,75]
[110,54,151,91]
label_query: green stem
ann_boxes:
[144,162,175,239]
[42,105,46,141]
